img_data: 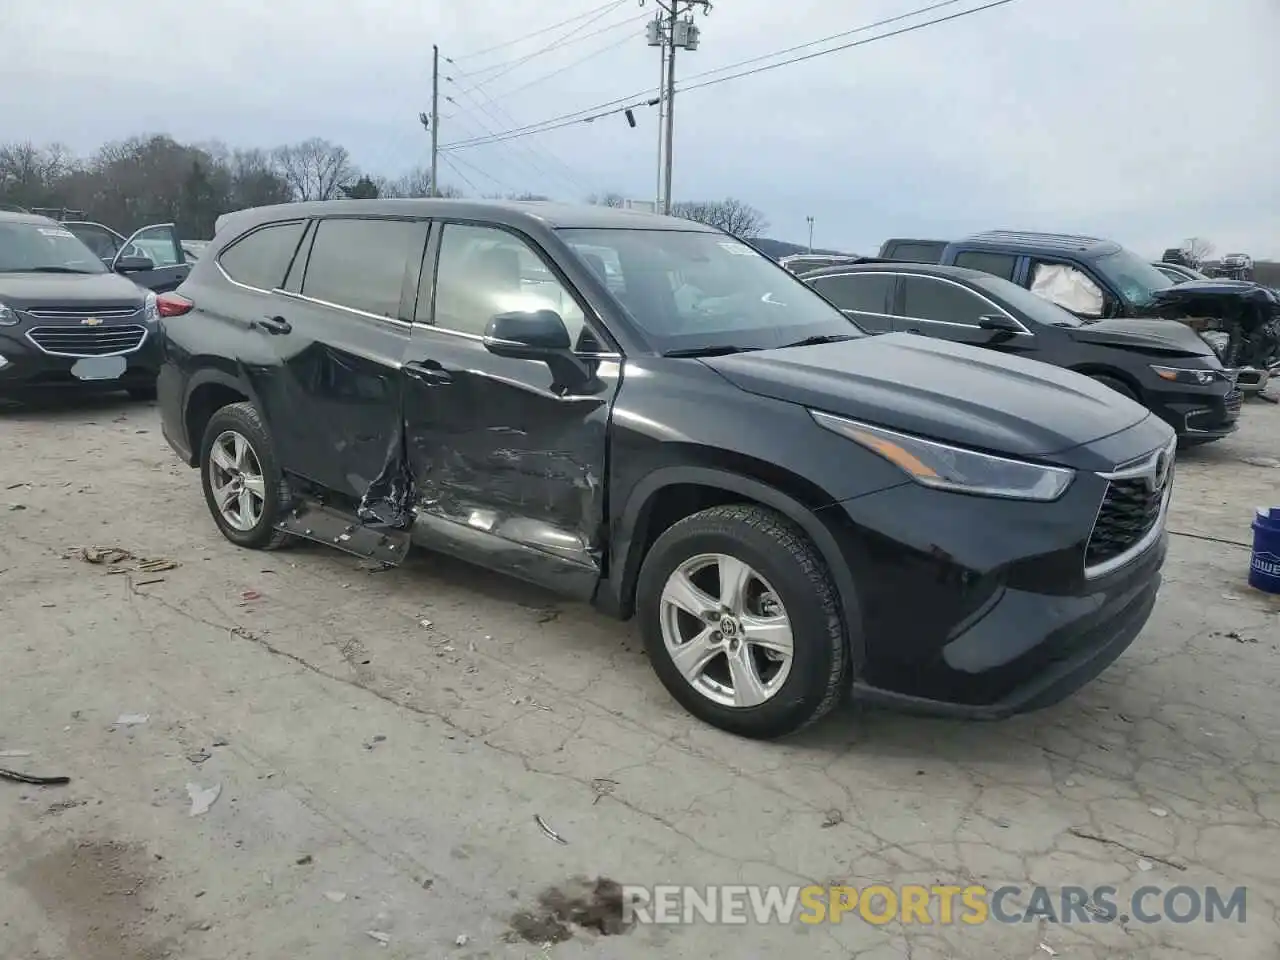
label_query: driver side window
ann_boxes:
[127,225,183,267]
[424,223,588,346]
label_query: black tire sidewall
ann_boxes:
[1090,374,1139,403]
[636,511,844,739]
[199,404,285,549]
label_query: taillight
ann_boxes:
[156,292,194,317]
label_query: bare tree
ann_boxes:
[270,138,356,201]
[0,141,77,208]
[670,197,769,238]
[587,191,626,207]
[1183,237,1215,266]
[379,165,463,198]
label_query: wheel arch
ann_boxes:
[182,367,260,467]
[1070,364,1143,401]
[599,464,865,669]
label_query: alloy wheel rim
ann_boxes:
[658,553,794,708]
[207,430,267,532]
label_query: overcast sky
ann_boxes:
[4,0,1277,257]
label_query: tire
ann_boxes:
[635,504,848,739]
[198,401,294,550]
[1089,373,1139,403]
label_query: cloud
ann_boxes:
[3,0,1276,256]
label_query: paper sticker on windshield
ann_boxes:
[718,241,754,256]
[38,227,76,238]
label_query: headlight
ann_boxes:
[1150,364,1217,386]
[0,302,16,326]
[143,292,159,324]
[811,411,1075,501]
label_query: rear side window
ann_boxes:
[954,251,1018,282]
[301,218,421,318]
[884,242,945,263]
[901,276,988,325]
[810,273,894,314]
[218,221,305,290]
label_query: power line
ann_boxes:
[441,151,515,192]
[441,0,1023,151]
[480,30,638,107]
[448,0,627,63]
[439,153,482,193]
[451,6,648,94]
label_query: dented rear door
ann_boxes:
[401,220,619,598]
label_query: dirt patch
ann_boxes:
[12,838,171,960]
[507,876,632,944]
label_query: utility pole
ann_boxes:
[647,0,710,215]
[807,216,814,252]
[430,44,440,198]
[655,43,666,210]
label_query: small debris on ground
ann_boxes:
[136,558,181,573]
[295,854,313,865]
[419,619,433,629]
[535,814,567,844]
[366,931,391,946]
[1137,858,1154,872]
[9,504,25,511]
[821,809,844,828]
[1149,806,1169,818]
[590,778,618,804]
[240,589,262,603]
[364,735,387,751]
[115,714,150,727]
[455,934,469,946]
[133,577,166,587]
[0,767,70,786]
[75,546,134,565]
[186,749,211,765]
[186,782,222,817]
[507,876,632,944]
[323,891,347,903]
[0,750,32,759]
[1039,944,1057,957]
[211,736,230,747]
[45,797,88,815]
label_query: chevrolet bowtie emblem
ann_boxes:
[81,317,103,326]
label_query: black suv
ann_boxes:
[801,261,1240,445]
[157,200,1176,739]
[0,211,178,399]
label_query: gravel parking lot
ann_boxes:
[2,396,1278,960]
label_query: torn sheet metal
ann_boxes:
[357,418,418,530]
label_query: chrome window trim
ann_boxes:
[271,288,412,328]
[1083,435,1177,580]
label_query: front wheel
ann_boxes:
[1089,373,1139,403]
[635,504,848,739]
[198,401,293,550]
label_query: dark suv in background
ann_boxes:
[0,211,172,399]
[157,199,1176,739]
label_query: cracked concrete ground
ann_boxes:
[1,395,1278,960]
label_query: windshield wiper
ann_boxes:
[777,334,858,349]
[663,345,761,358]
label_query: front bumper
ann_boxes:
[821,436,1172,719]
[1144,379,1240,440]
[0,321,161,393]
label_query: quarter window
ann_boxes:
[218,221,306,290]
[810,274,894,315]
[953,251,1018,282]
[900,276,989,326]
[426,223,587,345]
[301,218,420,318]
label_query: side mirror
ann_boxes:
[978,314,1023,341]
[114,255,155,273]
[482,309,595,393]
[482,309,571,358]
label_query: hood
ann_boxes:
[0,271,148,311]
[1147,280,1279,320]
[1069,317,1216,357]
[702,333,1149,461]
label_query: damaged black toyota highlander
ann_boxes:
[157,200,1176,739]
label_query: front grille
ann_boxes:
[1085,478,1164,569]
[1226,388,1243,415]
[26,324,148,357]
[23,306,140,320]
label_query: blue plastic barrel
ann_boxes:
[1249,507,1280,594]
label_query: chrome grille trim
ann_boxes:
[21,306,141,320]
[1083,434,1177,580]
[25,324,149,358]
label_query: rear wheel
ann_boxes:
[635,504,848,739]
[198,401,293,550]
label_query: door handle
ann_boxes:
[403,361,451,384]
[254,315,292,335]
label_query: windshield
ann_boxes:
[972,274,1085,327]
[1093,248,1172,307]
[557,228,862,353]
[0,220,107,274]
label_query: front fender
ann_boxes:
[600,464,867,672]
